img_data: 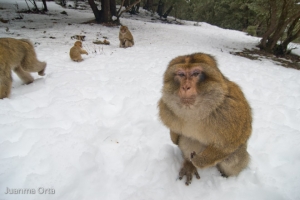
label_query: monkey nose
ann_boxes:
[182,85,191,91]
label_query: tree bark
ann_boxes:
[267,11,300,51]
[259,0,277,49]
[280,16,300,54]
[101,0,109,22]
[88,0,101,22]
[157,0,164,17]
[110,0,117,17]
[116,0,141,21]
[42,0,48,11]
[163,4,173,18]
[144,0,153,11]
[266,0,288,50]
[259,0,300,55]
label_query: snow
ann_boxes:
[1,1,300,199]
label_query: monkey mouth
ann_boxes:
[180,97,196,105]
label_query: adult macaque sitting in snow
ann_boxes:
[119,25,134,48]
[158,52,252,185]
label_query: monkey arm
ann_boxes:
[190,144,231,168]
[170,131,180,145]
[189,92,251,169]
[80,49,88,55]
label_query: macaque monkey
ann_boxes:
[69,41,88,62]
[119,25,134,48]
[158,53,252,185]
[0,38,47,99]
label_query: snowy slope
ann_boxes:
[0,1,300,200]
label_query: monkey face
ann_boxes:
[120,26,128,34]
[162,53,227,110]
[174,67,205,105]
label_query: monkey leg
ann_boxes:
[13,66,34,84]
[0,68,12,99]
[179,160,200,186]
[216,144,249,177]
[73,57,83,62]
[125,40,133,48]
[119,40,125,48]
[177,136,205,185]
[21,58,46,76]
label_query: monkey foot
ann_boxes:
[179,160,200,186]
[38,69,45,76]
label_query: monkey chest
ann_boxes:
[180,122,210,144]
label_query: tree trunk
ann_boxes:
[266,0,289,50]
[110,0,117,17]
[162,4,173,18]
[266,12,300,53]
[101,0,111,22]
[32,0,40,11]
[60,0,66,7]
[124,0,129,8]
[42,0,48,11]
[259,0,300,55]
[259,0,277,50]
[88,0,116,23]
[88,0,101,22]
[144,0,153,11]
[157,0,164,17]
[279,16,300,54]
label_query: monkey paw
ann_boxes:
[38,69,45,76]
[179,160,200,186]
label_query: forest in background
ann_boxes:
[8,0,300,57]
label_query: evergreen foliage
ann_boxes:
[149,0,300,55]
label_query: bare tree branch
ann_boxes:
[117,0,141,20]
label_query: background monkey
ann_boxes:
[158,53,252,185]
[69,41,88,62]
[119,25,134,48]
[0,38,47,99]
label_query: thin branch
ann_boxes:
[117,0,141,18]
[117,0,126,15]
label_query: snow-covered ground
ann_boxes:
[0,1,300,199]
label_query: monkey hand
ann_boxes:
[179,160,200,186]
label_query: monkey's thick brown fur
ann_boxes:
[0,38,46,99]
[69,41,88,62]
[119,26,134,48]
[158,53,252,185]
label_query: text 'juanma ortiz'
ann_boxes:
[5,187,55,195]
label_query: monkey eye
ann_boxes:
[177,72,185,77]
[191,71,200,77]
